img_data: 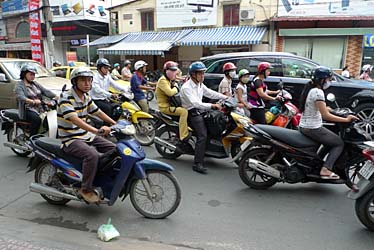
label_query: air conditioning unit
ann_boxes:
[240,9,255,20]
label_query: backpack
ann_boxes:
[204,110,227,137]
[168,86,182,107]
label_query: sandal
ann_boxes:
[320,172,340,180]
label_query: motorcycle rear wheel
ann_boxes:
[355,188,374,231]
[155,126,182,159]
[134,119,155,146]
[34,161,71,205]
[130,170,181,219]
[7,127,31,157]
[238,148,278,189]
[146,90,154,102]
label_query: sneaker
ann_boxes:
[78,189,100,203]
[192,163,207,174]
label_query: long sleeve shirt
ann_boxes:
[180,79,227,111]
[155,75,178,109]
[90,72,128,100]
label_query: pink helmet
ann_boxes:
[258,62,273,73]
[223,62,237,72]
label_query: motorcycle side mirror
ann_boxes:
[60,84,67,98]
[326,93,336,102]
[277,81,284,90]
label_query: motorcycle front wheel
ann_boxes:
[134,118,155,146]
[355,188,374,231]
[130,170,181,219]
[7,127,31,157]
[238,147,278,189]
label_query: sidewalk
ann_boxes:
[0,215,195,250]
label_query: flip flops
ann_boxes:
[320,172,340,180]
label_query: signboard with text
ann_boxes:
[278,0,374,17]
[1,0,28,16]
[364,34,374,48]
[29,0,43,64]
[156,0,218,28]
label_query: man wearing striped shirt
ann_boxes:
[58,67,117,203]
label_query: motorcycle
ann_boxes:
[347,141,374,231]
[0,85,66,157]
[27,120,181,219]
[237,102,371,190]
[153,98,252,164]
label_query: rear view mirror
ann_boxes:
[326,93,336,102]
[277,80,284,90]
[0,73,7,82]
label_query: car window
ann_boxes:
[281,58,315,79]
[206,59,239,74]
[248,57,283,77]
[3,61,52,80]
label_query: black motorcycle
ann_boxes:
[347,141,374,231]
[237,107,371,190]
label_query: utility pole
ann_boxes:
[42,0,54,68]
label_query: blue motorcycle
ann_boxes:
[27,120,181,219]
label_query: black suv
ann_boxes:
[201,52,374,136]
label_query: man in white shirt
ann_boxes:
[180,61,227,174]
[90,58,129,118]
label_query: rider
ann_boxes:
[53,61,62,67]
[111,63,122,80]
[236,69,251,117]
[130,60,155,113]
[249,62,280,124]
[58,67,117,203]
[180,61,227,174]
[359,64,372,81]
[299,66,357,180]
[219,62,237,96]
[121,60,132,81]
[155,61,190,150]
[15,65,58,136]
[90,58,129,118]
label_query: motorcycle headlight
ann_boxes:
[120,124,136,135]
[238,118,252,127]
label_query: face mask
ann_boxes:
[323,80,331,90]
[229,71,236,78]
[241,77,250,84]
[166,70,177,81]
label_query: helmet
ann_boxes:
[258,62,273,73]
[53,61,62,67]
[20,65,37,79]
[362,64,371,72]
[313,66,333,80]
[238,69,250,79]
[96,58,111,69]
[124,60,131,66]
[113,63,120,68]
[163,61,178,71]
[291,64,298,69]
[134,60,148,71]
[223,62,237,72]
[70,67,94,84]
[188,61,207,75]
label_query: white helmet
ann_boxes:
[134,60,148,71]
[362,64,372,72]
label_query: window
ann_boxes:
[284,37,346,69]
[206,59,239,73]
[223,4,239,26]
[141,12,154,31]
[16,21,30,38]
[110,12,119,35]
[281,58,316,79]
[248,57,283,76]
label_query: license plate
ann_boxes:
[359,161,374,180]
[240,140,251,151]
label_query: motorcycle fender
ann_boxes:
[347,179,374,200]
[349,90,374,107]
[131,111,154,123]
[27,156,43,173]
[134,158,174,179]
[122,101,138,111]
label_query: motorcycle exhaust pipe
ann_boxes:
[247,158,281,179]
[3,142,31,152]
[154,137,177,151]
[30,182,80,201]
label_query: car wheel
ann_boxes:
[354,103,374,136]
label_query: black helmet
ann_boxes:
[70,67,94,85]
[96,58,111,69]
[313,66,333,80]
[20,65,37,80]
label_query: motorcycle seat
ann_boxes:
[255,124,319,148]
[3,109,22,122]
[159,111,179,121]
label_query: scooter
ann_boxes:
[153,98,252,164]
[27,120,181,219]
[347,141,374,231]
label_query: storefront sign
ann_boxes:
[49,0,109,23]
[156,0,218,28]
[70,39,88,46]
[278,0,374,17]
[364,34,374,48]
[29,0,43,64]
[66,51,77,62]
[2,0,28,16]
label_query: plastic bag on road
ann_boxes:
[97,218,120,242]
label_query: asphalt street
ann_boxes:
[0,133,373,250]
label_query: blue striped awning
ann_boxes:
[89,34,128,46]
[98,30,191,56]
[177,26,267,46]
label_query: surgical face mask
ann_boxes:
[166,70,177,81]
[241,77,250,84]
[229,71,236,78]
[323,80,332,90]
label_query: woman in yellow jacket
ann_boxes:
[155,61,189,145]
